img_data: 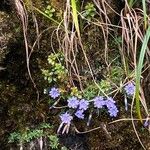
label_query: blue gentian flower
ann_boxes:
[105,97,118,117]
[60,112,73,124]
[79,99,89,111]
[67,96,79,109]
[105,97,116,109]
[108,106,119,117]
[124,82,135,96]
[49,87,60,99]
[75,110,84,119]
[94,96,105,108]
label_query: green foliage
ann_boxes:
[112,36,122,46]
[83,83,98,99]
[48,135,59,149]
[82,3,96,21]
[39,122,53,129]
[99,80,111,93]
[8,123,67,149]
[8,129,43,143]
[42,53,67,84]
[83,80,111,99]
[33,6,60,25]
[44,5,55,18]
[8,123,53,144]
[8,132,21,143]
[109,66,124,83]
[70,87,82,98]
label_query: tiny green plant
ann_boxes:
[48,135,59,149]
[70,87,82,98]
[44,5,55,18]
[42,53,67,84]
[8,123,64,149]
[82,3,96,21]
[8,132,22,143]
[33,5,60,25]
[8,129,43,143]
[8,123,51,143]
[39,122,53,129]
[109,66,124,83]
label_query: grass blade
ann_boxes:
[128,0,137,8]
[135,26,150,121]
[142,0,147,29]
[71,0,80,37]
[33,6,60,25]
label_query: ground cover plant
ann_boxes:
[0,0,150,149]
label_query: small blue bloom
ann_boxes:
[67,96,79,109]
[108,106,119,117]
[93,96,105,108]
[124,82,135,96]
[49,87,60,99]
[75,110,84,119]
[105,97,116,109]
[105,97,118,117]
[60,112,73,124]
[79,99,89,111]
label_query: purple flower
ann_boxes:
[60,112,73,124]
[79,99,89,111]
[105,97,118,117]
[124,82,135,96]
[67,96,79,109]
[105,97,116,109]
[49,87,60,99]
[94,96,105,108]
[75,110,84,119]
[108,106,119,117]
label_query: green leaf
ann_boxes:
[135,26,150,121]
[71,0,80,37]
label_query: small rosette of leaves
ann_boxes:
[44,5,55,18]
[82,3,96,21]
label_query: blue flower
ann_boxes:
[79,99,89,111]
[108,106,118,117]
[93,96,105,108]
[105,97,118,117]
[67,96,79,109]
[124,82,135,96]
[60,112,73,124]
[49,87,60,99]
[75,110,84,119]
[105,97,116,109]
